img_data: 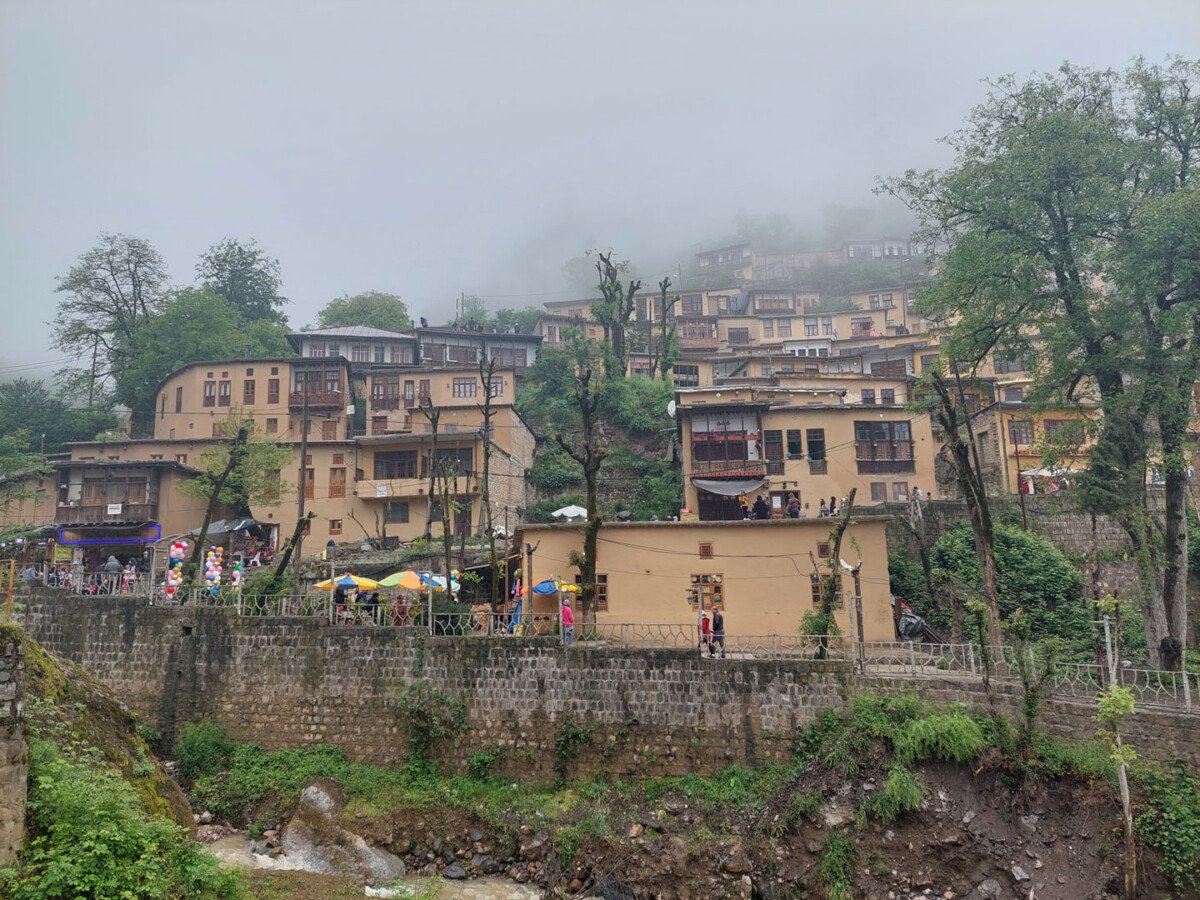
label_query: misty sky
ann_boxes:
[2,0,1197,378]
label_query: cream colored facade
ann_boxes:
[520,519,896,642]
[677,383,936,517]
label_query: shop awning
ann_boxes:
[692,478,767,497]
[186,517,259,537]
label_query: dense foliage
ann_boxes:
[931,523,1089,642]
[315,290,412,332]
[1,739,242,899]
[0,380,118,454]
[1136,762,1200,895]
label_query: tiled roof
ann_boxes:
[290,326,415,340]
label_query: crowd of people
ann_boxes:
[24,556,146,595]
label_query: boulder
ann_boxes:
[281,780,406,886]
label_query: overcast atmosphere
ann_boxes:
[2,0,1197,377]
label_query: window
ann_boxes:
[218,380,232,406]
[851,317,874,337]
[806,428,826,462]
[329,468,346,498]
[777,319,792,338]
[384,501,409,524]
[321,420,338,441]
[674,364,700,387]
[821,316,834,336]
[871,360,908,377]
[870,482,887,502]
[854,420,915,473]
[266,418,278,434]
[174,386,183,412]
[1003,386,1024,402]
[993,353,1029,375]
[332,452,344,464]
[390,344,412,364]
[325,370,341,395]
[308,342,327,357]
[203,381,216,407]
[804,317,818,336]
[869,294,881,309]
[764,430,783,474]
[698,542,714,559]
[419,379,431,403]
[920,353,940,371]
[351,344,371,362]
[688,574,723,610]
[728,327,751,346]
[1043,418,1079,440]
[175,454,188,465]
[881,388,896,405]
[892,482,909,501]
[304,468,315,499]
[485,377,503,398]
[328,519,343,535]
[762,319,774,338]
[447,344,478,365]
[786,430,803,458]
[595,574,608,612]
[816,542,831,559]
[681,294,703,314]
[404,380,416,407]
[243,380,256,404]
[371,415,388,435]
[375,450,418,479]
[1009,419,1033,445]
[453,378,477,398]
[271,366,279,375]
[267,378,280,404]
[862,389,876,405]
[374,345,386,363]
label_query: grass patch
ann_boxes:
[870,766,925,823]
[892,712,987,765]
[814,831,856,900]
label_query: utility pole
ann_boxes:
[292,387,310,588]
[1014,418,1028,530]
[524,541,539,633]
[87,335,99,412]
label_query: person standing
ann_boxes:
[561,597,575,646]
[818,498,828,517]
[752,495,770,520]
[699,610,713,657]
[711,605,726,659]
[786,493,801,518]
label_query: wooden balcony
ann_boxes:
[689,460,767,478]
[288,389,344,411]
[370,396,402,411]
[356,477,425,500]
[56,502,157,525]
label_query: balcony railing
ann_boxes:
[56,503,157,524]
[855,440,916,474]
[690,460,767,477]
[808,459,828,475]
[370,396,402,411]
[288,390,344,411]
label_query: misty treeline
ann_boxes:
[42,234,546,441]
[885,57,1200,670]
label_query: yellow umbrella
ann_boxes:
[314,573,381,591]
[379,570,425,590]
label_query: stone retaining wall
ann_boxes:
[16,595,1200,779]
[0,627,26,866]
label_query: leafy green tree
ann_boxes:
[0,428,51,508]
[883,59,1200,668]
[196,237,288,324]
[179,414,291,584]
[931,523,1088,644]
[52,233,169,405]
[491,306,542,334]
[113,287,292,435]
[456,293,489,325]
[0,379,117,453]
[315,291,413,332]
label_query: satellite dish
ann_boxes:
[667,400,677,418]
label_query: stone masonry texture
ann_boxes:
[17,593,1200,779]
[0,630,27,866]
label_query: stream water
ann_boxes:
[206,834,543,898]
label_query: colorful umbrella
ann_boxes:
[379,570,425,590]
[314,573,381,590]
[421,572,461,593]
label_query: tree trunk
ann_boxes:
[1159,462,1188,672]
[271,511,315,590]
[815,489,857,658]
[420,403,440,540]
[184,425,250,588]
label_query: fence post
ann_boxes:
[1182,659,1193,712]
[967,643,976,676]
[907,641,916,675]
[1102,616,1117,686]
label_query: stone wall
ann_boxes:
[0,626,27,866]
[15,595,1200,779]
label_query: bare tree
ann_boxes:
[417,392,440,540]
[591,251,642,378]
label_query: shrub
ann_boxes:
[394,680,466,771]
[870,766,925,823]
[892,712,987,765]
[12,740,243,899]
[814,831,856,900]
[1135,763,1200,895]
[467,750,497,781]
[931,523,1089,643]
[177,722,235,780]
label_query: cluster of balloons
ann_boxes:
[165,540,188,599]
[204,547,224,592]
[230,559,242,591]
